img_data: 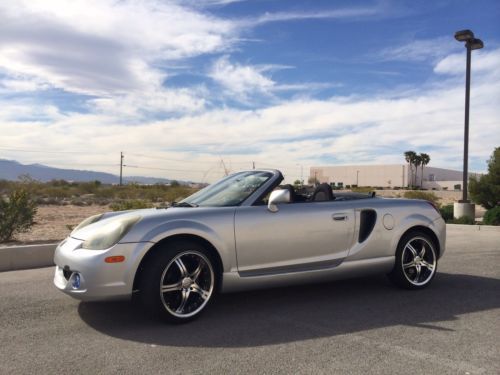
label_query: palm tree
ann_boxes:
[404,151,417,187]
[419,153,430,187]
[414,154,422,188]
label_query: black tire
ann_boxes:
[388,230,438,290]
[138,240,219,324]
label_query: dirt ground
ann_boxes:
[4,190,486,245]
[8,205,110,245]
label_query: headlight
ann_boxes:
[82,216,140,250]
[71,214,104,235]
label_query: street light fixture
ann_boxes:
[454,29,484,219]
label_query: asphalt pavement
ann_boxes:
[1,226,499,374]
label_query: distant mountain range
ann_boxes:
[0,159,181,184]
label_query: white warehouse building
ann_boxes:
[309,164,481,190]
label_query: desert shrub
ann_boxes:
[449,216,475,225]
[110,199,153,211]
[0,179,198,206]
[0,189,38,242]
[439,204,454,222]
[70,199,90,206]
[483,206,500,226]
[403,191,440,206]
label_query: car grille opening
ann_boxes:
[63,269,73,280]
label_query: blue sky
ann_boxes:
[0,0,499,182]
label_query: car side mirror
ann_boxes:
[268,189,290,212]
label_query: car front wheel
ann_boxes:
[139,241,217,323]
[388,231,438,289]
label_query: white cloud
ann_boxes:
[0,2,498,182]
[209,56,275,97]
[0,0,236,103]
[248,6,380,26]
[1,48,499,182]
[434,49,500,76]
[378,37,458,62]
[209,57,338,101]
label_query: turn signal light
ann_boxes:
[105,256,125,263]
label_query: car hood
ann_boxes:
[70,206,226,241]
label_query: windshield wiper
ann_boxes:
[171,201,199,207]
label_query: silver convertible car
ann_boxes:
[54,169,446,323]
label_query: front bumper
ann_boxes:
[53,237,154,301]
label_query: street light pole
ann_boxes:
[454,29,483,219]
[454,29,483,202]
[462,43,471,202]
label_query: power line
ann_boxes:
[128,152,261,167]
[0,146,113,155]
[128,153,224,165]
[124,165,216,174]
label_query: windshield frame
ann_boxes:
[180,169,282,208]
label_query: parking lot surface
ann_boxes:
[1,226,499,374]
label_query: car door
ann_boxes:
[234,201,355,276]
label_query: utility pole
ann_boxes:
[296,164,303,185]
[252,161,255,169]
[356,170,359,186]
[119,151,124,186]
[220,159,229,176]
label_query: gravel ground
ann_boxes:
[0,226,499,374]
[8,205,109,244]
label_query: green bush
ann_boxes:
[0,189,38,242]
[403,191,440,206]
[449,216,475,225]
[483,206,500,226]
[470,147,500,209]
[110,199,153,211]
[439,204,454,222]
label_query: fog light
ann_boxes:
[70,273,81,290]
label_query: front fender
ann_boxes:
[133,219,236,273]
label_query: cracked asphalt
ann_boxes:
[1,226,499,374]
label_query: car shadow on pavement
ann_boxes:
[78,272,500,348]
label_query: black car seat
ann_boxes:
[280,184,296,203]
[311,183,335,201]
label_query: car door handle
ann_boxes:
[332,214,348,221]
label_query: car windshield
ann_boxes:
[181,171,273,207]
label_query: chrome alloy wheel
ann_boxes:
[401,236,436,286]
[159,251,214,319]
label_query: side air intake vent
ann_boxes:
[359,210,377,243]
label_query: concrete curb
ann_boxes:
[446,224,500,232]
[0,243,58,272]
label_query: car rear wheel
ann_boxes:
[388,231,438,290]
[139,240,217,323]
